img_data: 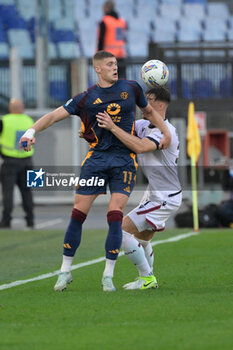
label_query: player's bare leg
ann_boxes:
[54,194,98,291]
[102,193,129,292]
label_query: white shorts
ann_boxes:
[127,194,182,232]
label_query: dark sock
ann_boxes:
[105,210,123,260]
[63,208,87,256]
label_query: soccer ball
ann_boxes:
[141,59,169,87]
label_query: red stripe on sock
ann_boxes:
[71,208,87,223]
[107,210,123,223]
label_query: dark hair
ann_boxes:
[104,0,115,12]
[93,50,115,62]
[146,86,171,104]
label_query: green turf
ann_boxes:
[0,228,232,350]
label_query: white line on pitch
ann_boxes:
[0,231,198,291]
[35,218,64,229]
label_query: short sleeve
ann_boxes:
[63,93,85,116]
[147,128,162,145]
[135,119,149,138]
[128,81,148,108]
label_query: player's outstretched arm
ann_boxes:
[96,111,156,154]
[19,106,70,151]
[141,103,171,149]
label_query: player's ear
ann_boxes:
[94,64,101,73]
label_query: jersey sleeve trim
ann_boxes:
[146,136,159,149]
[127,80,148,108]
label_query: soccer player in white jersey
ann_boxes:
[96,86,182,290]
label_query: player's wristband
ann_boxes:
[22,128,36,140]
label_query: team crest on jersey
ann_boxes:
[107,103,121,115]
[120,91,128,100]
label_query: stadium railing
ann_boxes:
[0,41,232,110]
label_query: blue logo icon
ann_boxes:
[27,168,45,187]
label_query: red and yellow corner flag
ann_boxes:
[187,102,201,163]
[187,102,201,232]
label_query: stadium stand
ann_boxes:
[48,43,58,60]
[152,16,177,43]
[0,67,10,99]
[169,78,193,99]
[193,78,216,98]
[0,17,8,58]
[17,0,36,21]
[160,0,183,5]
[8,29,34,59]
[158,4,182,21]
[219,78,232,97]
[23,68,37,106]
[0,0,231,59]
[50,80,68,102]
[0,43,8,58]
[207,2,229,18]
[182,2,207,19]
[176,17,202,42]
[0,0,232,103]
[202,17,228,41]
[183,0,206,3]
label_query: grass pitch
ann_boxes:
[0,228,232,350]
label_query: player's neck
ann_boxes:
[97,79,116,88]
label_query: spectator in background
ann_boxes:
[0,98,34,228]
[217,168,233,228]
[97,0,127,78]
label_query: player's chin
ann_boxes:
[112,74,118,81]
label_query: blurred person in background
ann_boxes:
[97,0,127,78]
[217,168,233,228]
[0,98,34,228]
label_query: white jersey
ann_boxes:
[135,118,181,203]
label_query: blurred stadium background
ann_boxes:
[0,0,232,228]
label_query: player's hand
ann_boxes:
[19,128,36,151]
[159,131,171,149]
[19,137,35,152]
[78,127,84,138]
[96,111,115,130]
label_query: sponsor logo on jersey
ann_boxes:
[107,103,121,115]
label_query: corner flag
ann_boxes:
[187,102,201,162]
[187,102,201,232]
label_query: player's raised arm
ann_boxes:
[97,111,156,154]
[19,106,70,151]
[140,103,171,149]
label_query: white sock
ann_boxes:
[103,258,116,277]
[122,230,153,277]
[136,238,154,270]
[144,242,154,269]
[60,255,73,272]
